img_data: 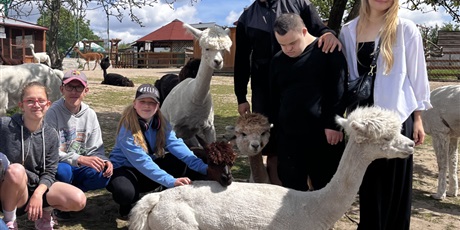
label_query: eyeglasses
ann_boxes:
[64,84,85,92]
[23,99,49,107]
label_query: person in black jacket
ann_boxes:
[269,13,347,191]
[234,0,342,184]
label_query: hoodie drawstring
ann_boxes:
[21,125,46,170]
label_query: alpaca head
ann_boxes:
[100,56,111,70]
[183,23,232,70]
[336,106,415,160]
[226,113,271,157]
[179,58,201,82]
[29,44,35,49]
[204,141,237,186]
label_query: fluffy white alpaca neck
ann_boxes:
[190,60,214,105]
[311,141,371,227]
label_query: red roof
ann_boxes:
[136,19,193,42]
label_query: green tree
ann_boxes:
[37,7,101,56]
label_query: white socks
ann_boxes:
[2,208,17,222]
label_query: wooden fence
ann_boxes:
[425,31,460,80]
[112,52,187,68]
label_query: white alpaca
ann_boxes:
[423,85,460,200]
[29,44,51,66]
[161,24,232,147]
[0,63,63,115]
[226,113,272,183]
[129,106,415,230]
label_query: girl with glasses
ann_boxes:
[0,81,86,230]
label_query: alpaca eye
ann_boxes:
[241,132,247,137]
[383,137,392,141]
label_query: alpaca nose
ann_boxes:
[214,60,222,66]
[251,143,260,149]
[408,141,415,148]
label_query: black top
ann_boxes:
[233,0,335,104]
[269,39,348,142]
[357,41,375,75]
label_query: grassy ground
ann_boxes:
[5,67,460,229]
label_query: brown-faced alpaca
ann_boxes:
[100,57,134,87]
[29,44,51,66]
[73,47,103,71]
[423,85,460,200]
[226,113,271,183]
[128,106,415,230]
[184,141,237,186]
[160,24,232,148]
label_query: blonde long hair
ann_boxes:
[358,0,399,74]
[116,104,167,158]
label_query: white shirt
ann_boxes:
[340,17,432,122]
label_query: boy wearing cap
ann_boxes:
[45,70,113,218]
[106,84,209,218]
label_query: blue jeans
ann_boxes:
[56,162,110,192]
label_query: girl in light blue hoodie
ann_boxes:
[107,84,209,218]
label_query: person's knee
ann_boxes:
[56,163,73,183]
[72,191,87,211]
[4,163,26,186]
[81,174,110,191]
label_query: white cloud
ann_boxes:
[225,10,243,26]
[399,3,452,27]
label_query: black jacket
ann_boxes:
[234,0,334,104]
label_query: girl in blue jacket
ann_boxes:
[107,84,209,218]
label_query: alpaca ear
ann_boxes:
[335,116,347,129]
[183,23,202,40]
[224,126,236,142]
[350,120,368,143]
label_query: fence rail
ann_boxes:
[112,52,187,68]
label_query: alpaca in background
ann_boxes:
[99,56,134,87]
[29,44,51,66]
[423,85,460,200]
[73,47,103,70]
[161,24,232,147]
[154,58,201,105]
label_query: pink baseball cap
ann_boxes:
[63,70,87,87]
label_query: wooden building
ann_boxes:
[426,31,460,80]
[0,16,48,63]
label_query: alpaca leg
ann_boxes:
[92,60,98,70]
[46,56,51,66]
[431,134,449,200]
[447,137,458,197]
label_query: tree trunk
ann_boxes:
[48,0,63,70]
[328,0,348,34]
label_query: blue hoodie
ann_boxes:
[109,121,207,188]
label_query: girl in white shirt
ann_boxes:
[339,0,432,229]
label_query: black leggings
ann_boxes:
[106,153,186,206]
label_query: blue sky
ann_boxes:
[5,0,455,44]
